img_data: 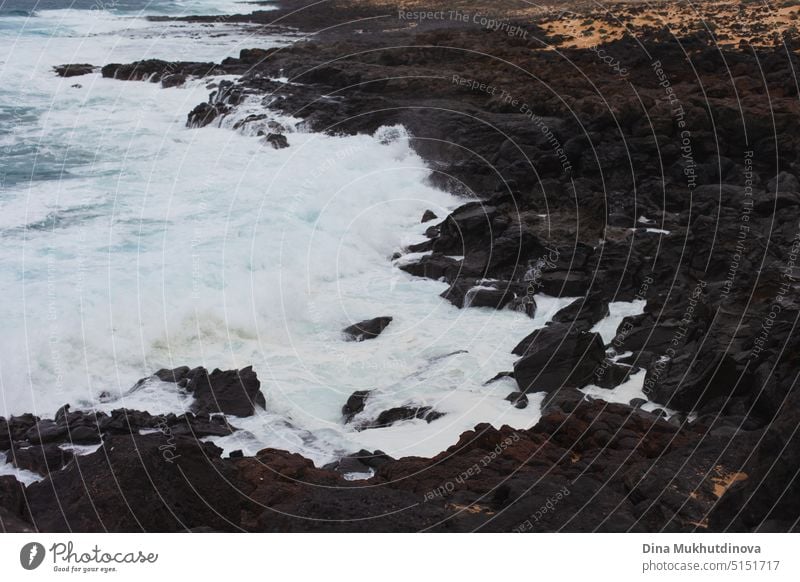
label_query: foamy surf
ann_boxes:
[1,0,575,466]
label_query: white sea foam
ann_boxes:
[0,452,44,485]
[581,369,675,417]
[590,299,646,345]
[0,3,574,465]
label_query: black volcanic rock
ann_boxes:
[187,102,223,128]
[593,360,635,389]
[153,365,194,384]
[97,409,157,434]
[101,59,221,82]
[263,133,289,149]
[421,209,438,222]
[541,387,589,414]
[535,271,592,296]
[342,390,372,423]
[645,348,745,411]
[551,295,610,330]
[161,73,187,88]
[505,391,529,409]
[2,414,38,448]
[342,316,393,341]
[187,366,266,417]
[25,420,67,445]
[464,286,516,309]
[513,324,606,393]
[362,406,444,429]
[709,392,800,532]
[400,253,462,280]
[0,420,8,451]
[53,63,95,77]
[137,366,265,417]
[25,434,241,532]
[9,443,73,476]
[439,277,478,308]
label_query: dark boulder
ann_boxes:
[541,387,589,414]
[363,406,444,429]
[67,425,101,444]
[3,414,39,446]
[25,420,67,445]
[187,102,222,128]
[513,324,606,393]
[435,202,497,252]
[187,366,266,417]
[98,409,157,434]
[508,293,537,318]
[10,443,73,476]
[101,59,219,82]
[152,365,197,387]
[644,350,745,411]
[439,278,476,308]
[463,285,516,309]
[535,271,591,296]
[161,73,187,88]
[53,63,95,77]
[421,209,438,222]
[593,360,635,389]
[505,392,529,409]
[424,224,440,238]
[0,418,8,451]
[263,133,289,149]
[342,390,372,423]
[168,413,238,438]
[138,366,265,417]
[399,253,462,280]
[237,48,278,65]
[552,294,610,330]
[342,316,393,341]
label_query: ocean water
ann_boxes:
[0,0,584,467]
[0,0,262,17]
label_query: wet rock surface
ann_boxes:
[53,63,95,77]
[512,324,606,393]
[138,365,267,417]
[342,316,393,341]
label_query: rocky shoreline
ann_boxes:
[3,0,800,532]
